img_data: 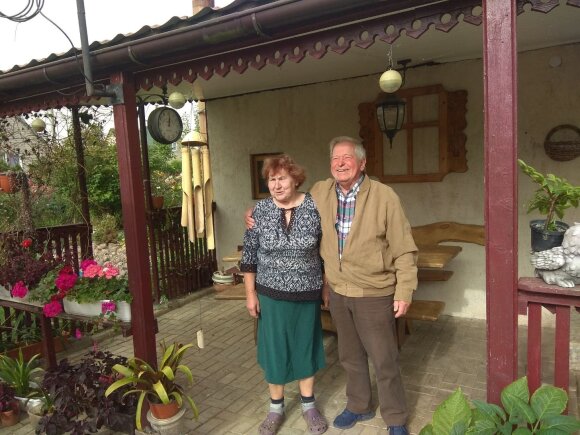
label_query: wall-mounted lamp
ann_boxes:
[377,53,410,146]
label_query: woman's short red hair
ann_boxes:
[261,154,306,188]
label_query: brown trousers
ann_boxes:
[329,290,407,426]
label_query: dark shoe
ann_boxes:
[259,412,284,435]
[389,425,409,435]
[332,408,375,429]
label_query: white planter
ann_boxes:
[63,298,102,317]
[0,285,11,300]
[146,408,185,435]
[63,298,131,321]
[115,301,131,322]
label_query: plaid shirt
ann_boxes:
[335,174,365,258]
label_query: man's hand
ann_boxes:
[393,300,411,318]
[244,207,255,230]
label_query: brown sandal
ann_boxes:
[259,412,284,435]
[303,408,328,434]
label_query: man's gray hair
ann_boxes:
[328,136,366,161]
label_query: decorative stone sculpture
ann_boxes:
[530,222,580,288]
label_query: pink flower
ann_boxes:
[83,264,102,278]
[102,263,119,279]
[21,238,32,248]
[55,273,77,291]
[80,259,98,271]
[11,281,28,298]
[75,328,82,339]
[43,300,63,318]
[101,300,116,314]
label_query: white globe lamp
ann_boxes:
[379,69,403,93]
[31,118,46,133]
[168,92,186,109]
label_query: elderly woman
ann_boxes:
[240,154,328,435]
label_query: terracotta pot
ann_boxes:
[0,174,13,194]
[0,405,20,427]
[151,195,164,210]
[149,400,180,420]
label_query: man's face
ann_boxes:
[330,142,366,192]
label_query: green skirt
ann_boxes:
[257,294,326,385]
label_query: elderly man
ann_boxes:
[246,136,417,434]
[312,136,417,434]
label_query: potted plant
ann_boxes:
[419,376,580,434]
[105,341,199,432]
[0,382,19,427]
[518,159,580,251]
[0,349,44,408]
[29,259,132,321]
[25,387,55,429]
[36,350,137,435]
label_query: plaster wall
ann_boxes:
[206,43,580,320]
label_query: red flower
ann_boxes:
[43,300,63,318]
[21,238,32,248]
[55,272,77,291]
[11,281,28,298]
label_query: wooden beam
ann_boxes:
[110,71,157,366]
[483,0,519,403]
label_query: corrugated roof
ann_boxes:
[0,0,271,75]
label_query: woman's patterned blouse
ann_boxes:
[240,193,323,301]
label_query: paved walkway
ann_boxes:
[3,289,578,434]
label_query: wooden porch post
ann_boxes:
[110,71,157,365]
[483,0,519,403]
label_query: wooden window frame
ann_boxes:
[359,84,467,183]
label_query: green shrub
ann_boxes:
[92,214,120,244]
[420,376,580,434]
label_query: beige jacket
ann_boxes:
[310,176,418,302]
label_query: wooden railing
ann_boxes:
[148,207,216,301]
[517,277,580,398]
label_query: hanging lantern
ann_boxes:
[376,94,406,147]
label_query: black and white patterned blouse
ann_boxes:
[240,193,323,301]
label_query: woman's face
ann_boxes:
[267,169,296,204]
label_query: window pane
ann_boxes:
[412,127,439,174]
[383,130,407,175]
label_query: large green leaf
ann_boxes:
[539,415,580,433]
[419,423,434,435]
[530,386,567,420]
[505,396,536,425]
[472,400,506,425]
[152,380,170,404]
[467,418,497,435]
[501,378,533,421]
[431,388,472,435]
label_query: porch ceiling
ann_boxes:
[171,2,580,102]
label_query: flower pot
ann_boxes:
[0,173,14,194]
[5,336,67,361]
[115,301,131,322]
[149,400,180,420]
[0,402,20,427]
[146,407,185,435]
[63,298,102,317]
[530,219,569,252]
[152,195,164,210]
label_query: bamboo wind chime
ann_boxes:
[181,145,215,249]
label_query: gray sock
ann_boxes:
[301,395,316,412]
[270,398,284,415]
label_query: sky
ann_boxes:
[0,0,232,72]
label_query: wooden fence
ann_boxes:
[148,206,216,301]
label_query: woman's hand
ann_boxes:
[246,290,260,318]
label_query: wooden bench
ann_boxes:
[321,222,484,348]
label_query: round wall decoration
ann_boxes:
[543,124,580,161]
